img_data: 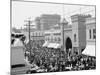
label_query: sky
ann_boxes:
[12,0,95,29]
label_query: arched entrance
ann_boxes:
[65,37,72,53]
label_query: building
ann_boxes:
[31,30,45,41]
[35,17,41,30]
[44,28,61,44]
[43,28,61,48]
[21,27,37,42]
[86,17,96,45]
[21,14,96,56]
[62,14,96,55]
[71,14,91,55]
[43,19,71,48]
[40,14,61,30]
[12,27,22,33]
[82,17,96,56]
[43,14,96,56]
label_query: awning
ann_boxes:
[82,45,96,57]
[47,43,55,48]
[54,43,61,48]
[47,43,61,48]
[42,41,49,47]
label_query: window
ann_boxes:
[74,34,76,42]
[58,37,61,41]
[48,37,49,41]
[45,37,47,41]
[38,32,40,36]
[38,33,39,36]
[35,32,37,36]
[45,34,50,36]
[33,33,34,36]
[89,29,91,39]
[55,37,57,42]
[93,29,96,39]
[42,33,44,36]
[51,38,53,42]
[37,32,39,36]
[54,33,61,35]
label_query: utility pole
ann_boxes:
[62,4,65,52]
[24,19,35,57]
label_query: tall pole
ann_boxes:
[24,19,35,57]
[62,4,65,52]
[63,22,64,51]
[62,19,65,52]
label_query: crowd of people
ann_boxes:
[23,40,96,74]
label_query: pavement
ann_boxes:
[11,66,30,75]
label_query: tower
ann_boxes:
[61,18,68,52]
[71,14,91,55]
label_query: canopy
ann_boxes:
[53,43,61,48]
[82,45,96,57]
[42,41,49,47]
[47,43,61,48]
[47,43,55,48]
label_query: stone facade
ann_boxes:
[70,14,91,55]
[23,14,96,55]
[42,14,95,55]
[85,17,96,45]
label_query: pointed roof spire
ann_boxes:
[62,18,68,25]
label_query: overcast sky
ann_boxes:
[12,1,95,29]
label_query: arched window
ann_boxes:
[93,29,96,39]
[89,29,91,39]
[74,34,76,42]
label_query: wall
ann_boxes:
[86,17,96,45]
